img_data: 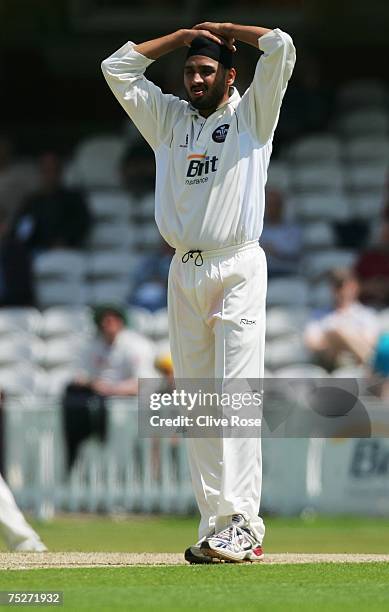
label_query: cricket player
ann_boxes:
[0,473,47,551]
[102,21,295,563]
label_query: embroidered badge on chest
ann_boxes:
[212,124,230,143]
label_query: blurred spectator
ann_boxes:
[155,351,174,392]
[355,215,389,308]
[0,136,38,221]
[62,305,155,469]
[0,210,35,306]
[260,189,302,278]
[370,333,389,400]
[333,218,370,249]
[76,304,155,396]
[12,151,91,253]
[153,350,179,480]
[304,268,379,371]
[130,240,174,311]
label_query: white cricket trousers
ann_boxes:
[168,240,267,543]
[0,473,41,548]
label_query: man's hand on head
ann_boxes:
[192,22,236,51]
[181,28,227,48]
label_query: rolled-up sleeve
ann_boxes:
[238,29,296,145]
[101,42,185,150]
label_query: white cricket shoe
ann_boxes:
[12,538,48,552]
[185,536,216,564]
[201,514,264,563]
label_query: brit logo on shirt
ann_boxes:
[212,124,229,143]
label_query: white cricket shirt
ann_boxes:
[102,29,296,252]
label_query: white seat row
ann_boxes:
[35,279,133,308]
[265,334,309,369]
[336,109,389,136]
[65,135,126,189]
[89,221,161,250]
[0,334,86,369]
[32,250,141,307]
[0,306,171,341]
[268,159,388,201]
[288,193,383,221]
[266,269,352,308]
[0,360,369,396]
[336,79,389,110]
[291,163,387,194]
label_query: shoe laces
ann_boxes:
[212,515,257,548]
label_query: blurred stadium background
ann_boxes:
[1,0,389,531]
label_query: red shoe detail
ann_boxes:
[252,546,263,557]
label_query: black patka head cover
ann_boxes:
[186,36,234,68]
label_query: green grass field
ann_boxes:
[3,514,389,553]
[1,564,389,612]
[1,515,389,611]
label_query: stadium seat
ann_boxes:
[302,222,335,250]
[151,308,169,340]
[265,335,309,369]
[332,365,367,378]
[0,308,42,336]
[345,163,387,193]
[266,307,309,339]
[343,137,389,164]
[88,222,133,251]
[288,134,341,163]
[292,194,350,221]
[0,366,49,396]
[336,79,389,110]
[66,135,126,189]
[132,192,156,220]
[128,306,154,336]
[46,366,78,396]
[33,250,86,280]
[291,164,344,193]
[309,281,333,308]
[337,109,389,136]
[86,252,137,281]
[86,280,130,305]
[88,190,132,222]
[347,193,385,219]
[33,251,87,306]
[266,161,291,193]
[275,364,329,378]
[134,223,162,249]
[41,307,93,339]
[267,278,309,307]
[43,336,87,369]
[0,334,45,367]
[304,249,357,280]
[35,279,87,308]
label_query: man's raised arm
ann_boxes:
[134,27,234,59]
[194,22,296,145]
[193,22,271,47]
[101,28,233,150]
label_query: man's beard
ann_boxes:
[187,78,226,111]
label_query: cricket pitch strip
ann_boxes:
[2,553,389,569]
